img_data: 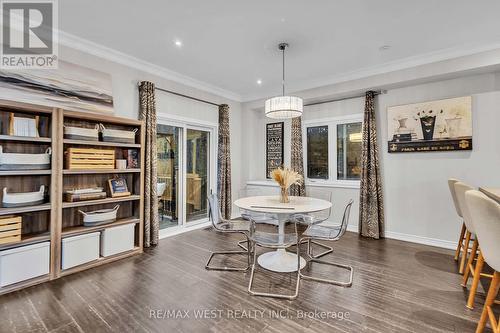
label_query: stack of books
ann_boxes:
[65,187,107,202]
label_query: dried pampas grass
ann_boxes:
[270,167,303,190]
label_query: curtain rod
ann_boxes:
[154,86,221,107]
[304,90,386,107]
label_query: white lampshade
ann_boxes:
[265,96,303,119]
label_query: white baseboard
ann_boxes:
[346,225,456,250]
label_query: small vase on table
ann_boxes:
[280,186,290,203]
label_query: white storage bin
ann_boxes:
[62,232,100,270]
[0,241,50,287]
[101,224,135,257]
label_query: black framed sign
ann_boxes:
[266,122,284,178]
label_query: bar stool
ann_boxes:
[455,182,492,309]
[448,178,468,271]
[465,190,500,333]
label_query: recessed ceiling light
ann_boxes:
[257,79,262,85]
[174,39,182,47]
[379,45,391,51]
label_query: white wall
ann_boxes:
[241,72,500,248]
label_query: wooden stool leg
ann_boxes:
[467,250,485,309]
[460,231,471,274]
[476,271,499,333]
[455,222,466,261]
[462,238,478,287]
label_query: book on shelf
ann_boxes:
[64,192,107,202]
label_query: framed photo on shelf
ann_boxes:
[124,149,139,169]
[108,177,131,198]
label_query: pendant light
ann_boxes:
[265,43,303,119]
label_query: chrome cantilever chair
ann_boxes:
[465,190,500,333]
[247,219,301,300]
[205,193,251,271]
[298,199,354,287]
[293,189,334,259]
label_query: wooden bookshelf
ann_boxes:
[59,247,141,277]
[61,195,141,208]
[0,204,51,216]
[0,170,51,176]
[57,109,144,280]
[63,168,140,175]
[61,217,140,237]
[0,134,51,143]
[0,232,51,251]
[0,100,56,295]
[63,139,141,148]
[0,101,144,295]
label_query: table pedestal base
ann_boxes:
[257,249,306,273]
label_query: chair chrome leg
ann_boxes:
[307,240,333,259]
[300,257,353,287]
[248,245,300,300]
[206,234,250,271]
[289,239,333,259]
[238,239,248,252]
[205,250,250,271]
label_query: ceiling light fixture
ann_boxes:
[257,79,262,85]
[379,45,391,51]
[265,43,303,119]
[174,39,182,47]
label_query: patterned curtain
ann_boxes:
[217,104,232,219]
[139,81,159,247]
[359,91,385,238]
[290,117,306,196]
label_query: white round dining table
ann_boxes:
[234,195,332,273]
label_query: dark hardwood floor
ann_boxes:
[0,226,493,333]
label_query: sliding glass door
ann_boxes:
[157,124,181,229]
[185,128,210,223]
[157,121,215,235]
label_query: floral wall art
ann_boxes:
[387,96,472,153]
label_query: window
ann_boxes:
[304,115,363,186]
[337,122,362,180]
[306,126,328,179]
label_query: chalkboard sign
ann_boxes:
[266,122,284,178]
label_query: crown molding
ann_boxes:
[57,30,500,104]
[241,40,500,102]
[58,31,243,102]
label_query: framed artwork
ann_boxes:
[108,177,131,198]
[387,96,472,153]
[0,60,114,114]
[123,149,139,169]
[266,122,284,178]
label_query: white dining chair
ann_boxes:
[465,190,500,333]
[448,178,468,265]
[454,182,493,309]
[205,193,251,271]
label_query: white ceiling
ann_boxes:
[60,1,500,101]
